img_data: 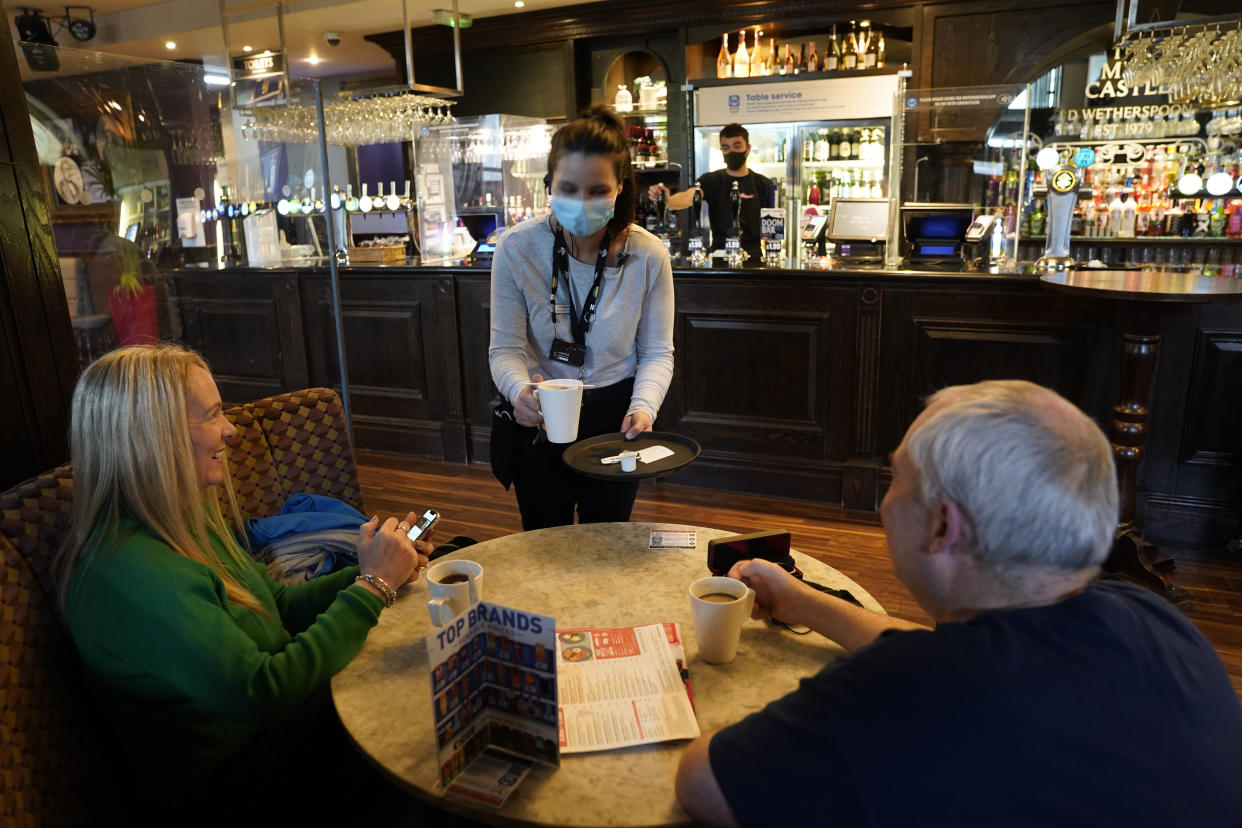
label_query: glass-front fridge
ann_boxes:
[692,73,899,266]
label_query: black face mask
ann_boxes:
[722,151,747,171]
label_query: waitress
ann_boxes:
[489,107,675,530]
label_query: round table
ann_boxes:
[332,522,884,827]
[1041,270,1242,604]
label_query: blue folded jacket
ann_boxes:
[244,492,368,547]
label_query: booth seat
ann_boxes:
[0,387,360,824]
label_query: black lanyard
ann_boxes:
[550,222,615,345]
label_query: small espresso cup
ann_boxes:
[689,576,756,664]
[426,559,484,626]
[534,379,583,444]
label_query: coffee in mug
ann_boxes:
[698,592,740,603]
[689,575,756,664]
[436,573,470,585]
[426,560,484,626]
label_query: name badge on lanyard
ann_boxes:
[548,223,614,369]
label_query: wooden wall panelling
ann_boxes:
[843,284,884,511]
[454,272,498,463]
[300,273,444,457]
[170,271,307,406]
[875,282,1106,465]
[919,0,1115,89]
[0,0,78,489]
[662,275,855,502]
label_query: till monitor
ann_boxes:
[827,198,890,242]
[901,202,976,263]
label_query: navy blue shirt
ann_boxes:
[710,580,1242,826]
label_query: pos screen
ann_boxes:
[827,198,889,241]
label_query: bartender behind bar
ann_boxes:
[649,124,775,265]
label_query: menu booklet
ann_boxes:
[427,601,559,808]
[556,622,700,753]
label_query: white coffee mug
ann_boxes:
[689,576,756,664]
[534,379,583,444]
[426,559,484,626]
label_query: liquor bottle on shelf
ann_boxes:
[827,26,840,71]
[807,177,821,206]
[861,21,876,69]
[814,130,830,162]
[1226,200,1242,238]
[781,44,793,75]
[766,37,776,76]
[828,129,840,160]
[1209,200,1227,237]
[614,84,633,112]
[876,31,886,67]
[839,130,853,160]
[717,33,732,79]
[749,27,763,78]
[807,41,819,73]
[734,29,749,78]
[795,43,805,75]
[802,134,813,163]
[776,138,786,163]
[1119,190,1137,238]
[844,22,859,70]
[1181,202,1196,237]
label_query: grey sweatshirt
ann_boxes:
[488,216,675,423]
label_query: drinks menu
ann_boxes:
[427,601,559,807]
[556,623,700,753]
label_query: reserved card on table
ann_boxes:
[649,529,697,549]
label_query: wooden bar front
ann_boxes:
[166,263,1242,550]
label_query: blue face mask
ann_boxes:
[551,195,615,237]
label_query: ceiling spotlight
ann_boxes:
[165,41,176,49]
[242,45,252,52]
[65,6,96,41]
[514,1,525,6]
[307,54,320,65]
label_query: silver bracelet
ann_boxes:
[355,573,396,608]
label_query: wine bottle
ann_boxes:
[844,22,859,70]
[876,32,886,67]
[814,129,830,163]
[749,27,763,78]
[783,43,794,75]
[734,29,749,78]
[859,20,875,69]
[717,33,732,79]
[796,43,806,74]
[827,26,840,71]
[807,41,819,73]
[766,36,776,75]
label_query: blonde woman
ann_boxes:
[55,344,429,815]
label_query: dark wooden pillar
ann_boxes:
[0,0,78,489]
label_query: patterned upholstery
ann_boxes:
[249,387,363,513]
[0,387,361,823]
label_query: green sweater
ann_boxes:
[66,515,384,787]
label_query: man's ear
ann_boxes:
[929,499,969,555]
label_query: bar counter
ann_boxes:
[165,258,1242,548]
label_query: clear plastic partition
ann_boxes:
[19,44,344,380]
[896,85,1032,267]
[414,114,552,259]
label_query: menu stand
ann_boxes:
[1041,270,1242,607]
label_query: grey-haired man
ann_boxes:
[676,380,1242,827]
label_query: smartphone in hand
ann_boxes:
[406,508,440,543]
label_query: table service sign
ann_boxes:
[556,623,700,753]
[649,528,697,549]
[427,601,559,805]
[689,576,756,664]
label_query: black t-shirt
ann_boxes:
[697,169,775,258]
[709,580,1242,827]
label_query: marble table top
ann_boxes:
[332,522,884,827]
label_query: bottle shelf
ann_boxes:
[690,66,900,87]
[1025,235,1242,244]
[803,159,885,168]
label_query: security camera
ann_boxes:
[323,31,341,47]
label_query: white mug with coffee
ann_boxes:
[689,576,756,664]
[426,559,484,626]
[535,378,583,443]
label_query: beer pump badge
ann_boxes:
[1051,169,1078,194]
[1071,147,1096,169]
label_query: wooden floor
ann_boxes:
[358,451,1242,701]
